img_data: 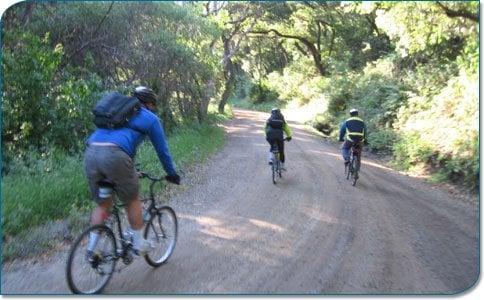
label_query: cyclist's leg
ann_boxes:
[98,146,151,253]
[341,140,352,164]
[266,137,276,164]
[277,139,285,163]
[84,146,113,226]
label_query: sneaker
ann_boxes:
[133,239,154,256]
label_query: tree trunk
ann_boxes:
[218,70,235,114]
[218,35,236,114]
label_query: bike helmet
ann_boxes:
[349,108,359,116]
[133,86,157,105]
[271,108,281,114]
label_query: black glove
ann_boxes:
[165,174,181,185]
[286,136,292,142]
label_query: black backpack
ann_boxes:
[268,117,284,129]
[92,92,140,129]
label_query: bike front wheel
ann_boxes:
[66,224,117,294]
[144,206,178,267]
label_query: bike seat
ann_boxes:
[98,178,115,188]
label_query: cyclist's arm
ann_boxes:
[338,122,346,142]
[283,123,292,138]
[147,119,177,176]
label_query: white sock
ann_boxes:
[88,231,100,252]
[131,228,145,249]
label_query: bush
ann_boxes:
[311,112,338,136]
[367,129,399,153]
[393,132,434,170]
[324,75,356,115]
[249,81,279,104]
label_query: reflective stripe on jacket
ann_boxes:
[339,117,367,142]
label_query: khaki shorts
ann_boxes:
[84,145,139,204]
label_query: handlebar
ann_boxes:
[138,171,164,182]
[135,163,184,182]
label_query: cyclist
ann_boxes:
[339,108,367,166]
[265,108,292,170]
[84,86,180,256]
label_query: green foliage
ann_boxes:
[311,112,337,136]
[249,80,279,104]
[323,75,356,115]
[266,58,324,105]
[1,152,89,236]
[2,2,222,172]
[393,132,434,170]
[367,129,399,153]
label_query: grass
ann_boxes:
[1,114,226,260]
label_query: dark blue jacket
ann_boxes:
[339,117,367,143]
[87,107,176,176]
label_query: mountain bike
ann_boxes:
[66,170,178,294]
[270,137,289,185]
[345,143,362,186]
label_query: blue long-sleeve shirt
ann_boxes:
[87,107,177,176]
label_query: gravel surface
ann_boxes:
[1,109,478,294]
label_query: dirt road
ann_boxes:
[1,109,478,294]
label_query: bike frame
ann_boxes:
[105,172,165,263]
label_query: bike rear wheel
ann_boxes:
[350,157,358,186]
[272,159,277,184]
[352,155,360,186]
[144,206,178,267]
[345,158,351,180]
[66,224,117,294]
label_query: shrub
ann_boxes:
[249,80,279,104]
[393,132,434,170]
[311,112,338,136]
[367,129,399,153]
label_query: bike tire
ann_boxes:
[345,159,351,180]
[66,224,116,294]
[351,157,358,186]
[352,155,361,186]
[272,160,276,184]
[144,206,178,267]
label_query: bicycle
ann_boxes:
[66,170,178,294]
[270,137,289,185]
[345,143,362,186]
